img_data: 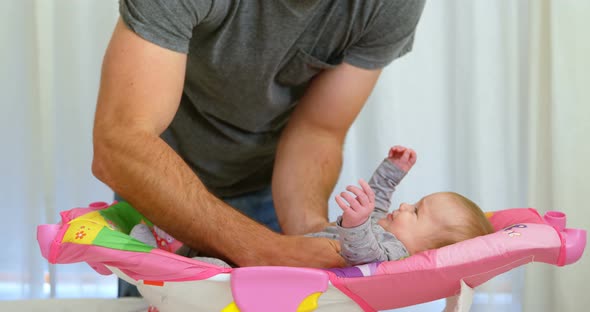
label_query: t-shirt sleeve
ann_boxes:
[119,0,214,53]
[343,0,426,69]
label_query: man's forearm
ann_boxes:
[93,128,344,268]
[273,126,343,235]
[92,128,279,266]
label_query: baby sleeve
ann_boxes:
[337,217,408,266]
[369,159,408,216]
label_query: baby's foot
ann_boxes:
[130,224,157,247]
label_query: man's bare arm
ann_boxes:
[92,19,343,267]
[273,63,382,235]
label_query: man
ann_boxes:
[92,0,425,276]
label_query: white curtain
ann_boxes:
[2,1,587,311]
[522,1,590,312]
[1,0,118,299]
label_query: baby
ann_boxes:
[308,145,494,266]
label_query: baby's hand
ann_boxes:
[336,179,376,228]
[388,145,417,172]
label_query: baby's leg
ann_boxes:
[131,226,233,268]
[129,224,157,247]
[192,256,232,268]
[176,245,232,268]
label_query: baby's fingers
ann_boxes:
[400,149,412,163]
[408,149,417,165]
[335,195,351,212]
[389,146,406,158]
[340,191,362,211]
[358,179,375,204]
[346,185,370,207]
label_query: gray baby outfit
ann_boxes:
[308,160,409,265]
[119,0,426,197]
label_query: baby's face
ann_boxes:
[377,192,460,254]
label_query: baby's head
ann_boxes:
[378,192,494,255]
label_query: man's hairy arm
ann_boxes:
[273,63,382,235]
[92,19,343,267]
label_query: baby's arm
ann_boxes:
[334,181,409,265]
[335,181,382,264]
[336,219,408,265]
[369,146,416,216]
[333,146,415,265]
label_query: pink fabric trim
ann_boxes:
[48,223,70,263]
[527,208,543,222]
[148,249,232,282]
[541,210,567,266]
[59,203,110,223]
[326,271,376,312]
[549,227,567,266]
[53,242,229,281]
[488,208,544,231]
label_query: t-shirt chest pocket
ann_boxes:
[276,49,336,87]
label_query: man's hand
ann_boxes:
[303,236,345,268]
[278,236,345,268]
[336,179,376,228]
[387,145,417,172]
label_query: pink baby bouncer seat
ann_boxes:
[37,201,586,312]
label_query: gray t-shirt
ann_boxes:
[119,0,426,197]
[308,159,409,266]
